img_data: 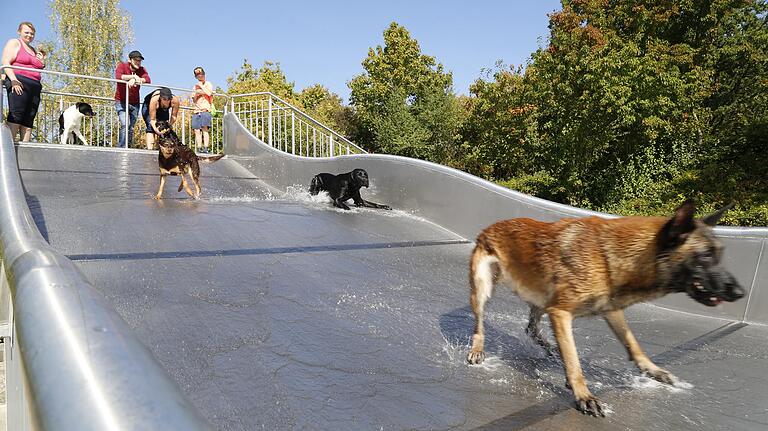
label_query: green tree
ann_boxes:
[226,60,297,103]
[459,63,541,181]
[349,22,460,160]
[460,0,768,225]
[47,0,133,96]
[522,0,714,208]
[298,84,354,138]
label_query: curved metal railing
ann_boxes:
[0,124,211,429]
[229,91,366,156]
[1,66,364,157]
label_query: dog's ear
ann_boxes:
[702,202,735,226]
[660,199,696,249]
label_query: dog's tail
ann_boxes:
[469,235,499,309]
[198,154,225,163]
[308,175,323,196]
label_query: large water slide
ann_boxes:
[1,113,767,430]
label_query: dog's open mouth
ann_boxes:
[705,297,722,306]
[691,281,722,306]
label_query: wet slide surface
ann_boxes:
[17,144,768,430]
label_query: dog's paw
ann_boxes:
[381,205,392,210]
[466,349,485,365]
[645,368,678,386]
[153,194,162,200]
[575,394,605,417]
[542,345,557,358]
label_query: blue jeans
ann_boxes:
[115,101,138,147]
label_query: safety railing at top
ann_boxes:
[228,92,367,157]
[1,65,231,153]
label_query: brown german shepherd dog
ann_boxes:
[467,200,745,417]
[153,120,224,200]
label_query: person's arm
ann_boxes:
[1,39,22,94]
[149,95,162,134]
[140,69,150,84]
[115,63,138,88]
[116,63,133,80]
[35,50,46,67]
[169,96,181,126]
[203,81,213,97]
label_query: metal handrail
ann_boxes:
[0,64,232,103]
[41,89,115,102]
[229,91,367,154]
[1,65,231,148]
[40,89,214,112]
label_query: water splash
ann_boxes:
[627,375,694,393]
[207,193,275,203]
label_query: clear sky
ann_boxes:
[3,0,561,102]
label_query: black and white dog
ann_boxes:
[309,168,392,210]
[58,102,95,145]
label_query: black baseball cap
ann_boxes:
[128,50,144,60]
[158,87,173,99]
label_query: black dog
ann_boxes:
[309,168,391,210]
[58,102,95,145]
[153,120,223,200]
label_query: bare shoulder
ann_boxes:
[2,38,20,52]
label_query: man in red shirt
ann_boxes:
[114,50,150,147]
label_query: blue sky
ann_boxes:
[3,0,561,102]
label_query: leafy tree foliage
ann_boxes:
[226,60,297,103]
[349,22,460,161]
[460,0,768,225]
[47,0,133,96]
[298,84,356,139]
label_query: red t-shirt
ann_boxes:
[114,62,150,105]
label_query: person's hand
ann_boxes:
[127,78,137,88]
[10,79,23,95]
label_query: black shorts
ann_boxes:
[141,103,170,133]
[4,75,42,128]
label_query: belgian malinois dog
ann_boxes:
[467,200,745,417]
[153,120,224,200]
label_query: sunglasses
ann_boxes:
[194,71,205,76]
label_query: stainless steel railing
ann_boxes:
[1,65,230,152]
[229,92,366,157]
[31,90,226,152]
[0,123,212,430]
[1,66,363,157]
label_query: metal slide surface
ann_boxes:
[14,140,768,430]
